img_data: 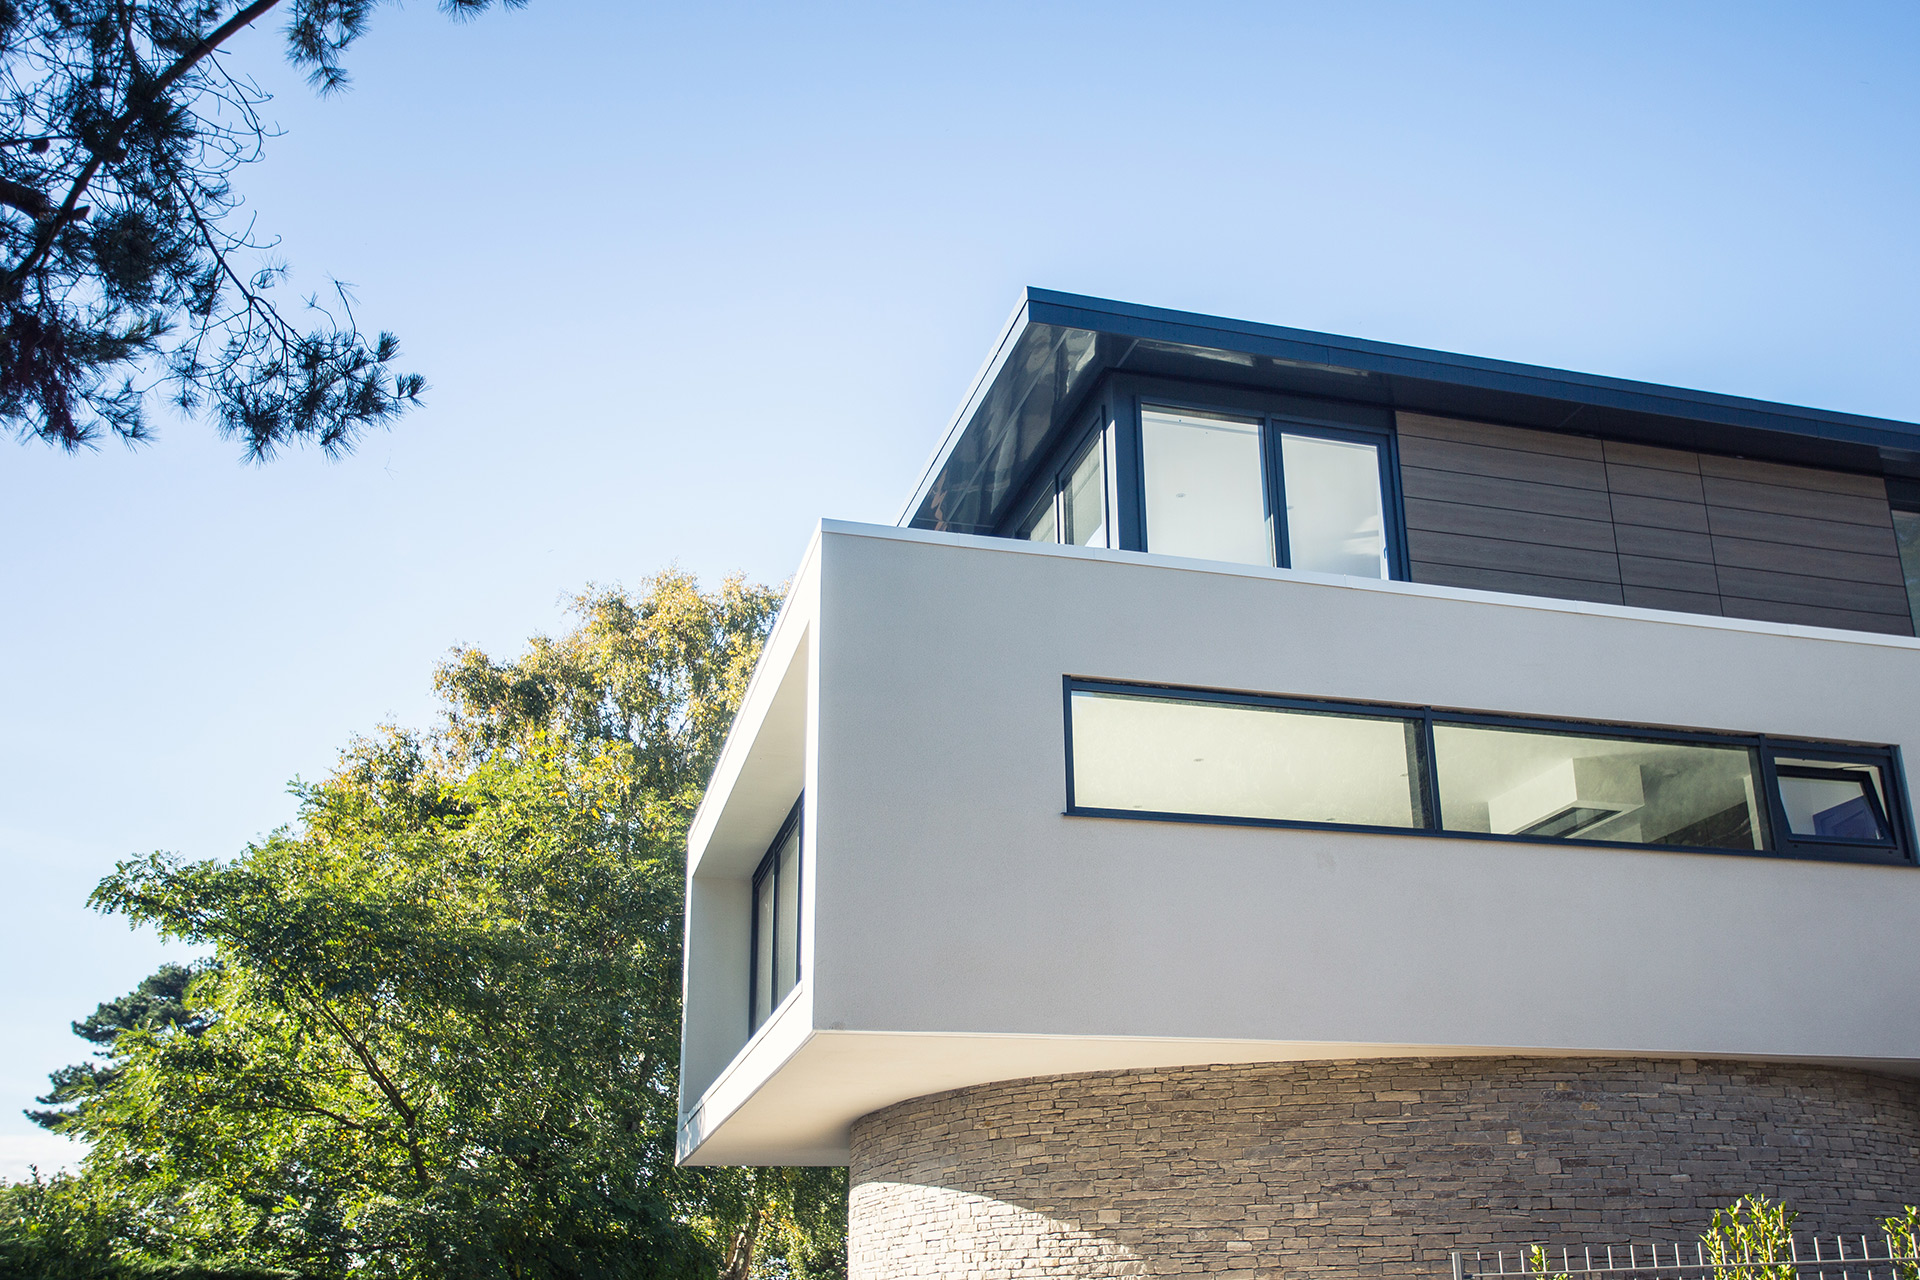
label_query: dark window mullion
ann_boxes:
[1115,395,1146,552]
[1419,711,1442,831]
[1264,418,1290,569]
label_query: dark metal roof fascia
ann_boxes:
[1020,288,1920,450]
[895,292,1037,527]
[898,287,1920,531]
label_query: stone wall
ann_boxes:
[848,1057,1920,1279]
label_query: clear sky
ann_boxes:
[5,0,1920,1179]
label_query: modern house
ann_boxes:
[677,290,1920,1279]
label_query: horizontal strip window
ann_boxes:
[1064,680,1911,866]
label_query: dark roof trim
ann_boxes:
[902,287,1920,533]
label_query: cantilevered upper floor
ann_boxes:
[675,293,1920,1169]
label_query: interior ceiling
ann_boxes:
[904,290,1920,538]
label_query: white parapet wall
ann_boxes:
[678,520,1920,1167]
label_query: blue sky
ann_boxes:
[5,0,1920,1177]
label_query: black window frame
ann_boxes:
[992,375,1409,580]
[1062,676,1914,868]
[1003,406,1115,550]
[1130,385,1408,578]
[748,796,805,1035]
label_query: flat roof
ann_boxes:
[902,288,1920,537]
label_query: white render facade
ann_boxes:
[677,291,1920,1274]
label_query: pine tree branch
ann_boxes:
[3,0,287,290]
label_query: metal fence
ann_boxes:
[1451,1237,1920,1280]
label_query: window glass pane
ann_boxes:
[1775,759,1890,841]
[1070,690,1424,828]
[1281,433,1388,578]
[1018,494,1056,543]
[1063,435,1106,547]
[1141,407,1268,564]
[773,827,801,1000]
[752,870,775,1029]
[1894,509,1920,631]
[1433,724,1762,850]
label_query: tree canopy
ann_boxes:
[6,573,847,1280]
[0,0,518,458]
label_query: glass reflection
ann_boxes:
[1775,759,1890,841]
[1894,509,1920,632]
[1433,724,1763,850]
[1281,434,1388,578]
[1141,407,1269,565]
[1019,495,1055,544]
[751,871,774,1029]
[1063,435,1107,547]
[1070,690,1425,828]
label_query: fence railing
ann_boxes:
[1451,1237,1920,1280]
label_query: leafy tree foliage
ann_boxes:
[0,0,520,457]
[21,573,848,1279]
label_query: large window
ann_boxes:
[1139,403,1395,578]
[1065,680,1911,866]
[750,802,803,1033]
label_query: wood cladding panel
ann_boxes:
[1619,555,1720,594]
[1407,529,1620,584]
[1398,411,1604,459]
[1610,493,1711,533]
[1396,411,1914,636]
[1404,498,1617,552]
[1400,466,1615,521]
[1397,434,1610,491]
[1613,525,1714,563]
[1700,476,1893,527]
[1706,504,1901,556]
[1409,561,1625,606]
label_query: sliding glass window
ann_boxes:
[749,803,803,1033]
[1139,403,1396,578]
[1066,680,1911,866]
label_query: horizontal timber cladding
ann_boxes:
[847,1058,1920,1280]
[1396,412,1914,635]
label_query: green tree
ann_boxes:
[0,0,520,458]
[31,572,846,1279]
[27,961,214,1133]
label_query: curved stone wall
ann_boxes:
[848,1058,1920,1279]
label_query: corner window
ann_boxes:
[1139,403,1397,578]
[1065,680,1912,867]
[1017,425,1110,548]
[750,802,802,1033]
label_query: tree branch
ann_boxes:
[298,989,432,1190]
[4,0,287,289]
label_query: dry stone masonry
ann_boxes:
[849,1057,1920,1279]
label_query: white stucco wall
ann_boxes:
[679,521,1920,1165]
